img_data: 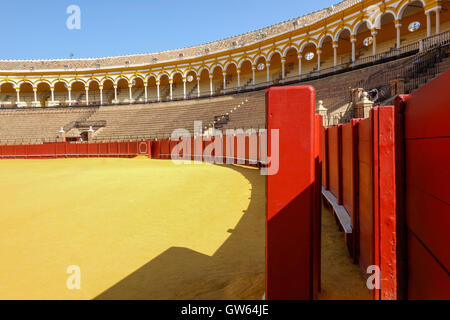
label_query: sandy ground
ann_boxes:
[0,158,265,299]
[318,205,371,300]
[0,157,369,300]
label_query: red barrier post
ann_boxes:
[313,114,323,297]
[265,86,317,300]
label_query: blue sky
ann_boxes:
[1,0,337,60]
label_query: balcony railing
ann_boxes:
[1,29,450,111]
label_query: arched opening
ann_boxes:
[441,1,450,34]
[284,47,299,80]
[198,69,210,97]
[319,36,334,71]
[172,72,183,100]
[116,78,129,103]
[185,70,198,99]
[268,52,282,84]
[225,63,238,92]
[159,74,170,101]
[17,82,33,107]
[335,28,352,66]
[211,66,223,95]
[102,79,115,104]
[253,56,267,86]
[147,76,157,102]
[88,81,100,105]
[131,77,145,103]
[399,1,427,42]
[35,82,50,107]
[0,83,17,107]
[54,81,69,106]
[239,60,253,90]
[375,12,397,53]
[300,43,318,77]
[353,20,372,61]
[71,81,86,106]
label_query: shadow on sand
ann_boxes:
[94,165,265,300]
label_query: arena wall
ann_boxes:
[322,70,450,299]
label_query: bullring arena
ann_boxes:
[0,0,449,300]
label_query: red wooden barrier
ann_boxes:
[313,114,323,298]
[328,125,342,204]
[151,140,161,158]
[397,69,450,299]
[341,120,359,262]
[357,116,375,289]
[0,141,147,159]
[322,127,329,190]
[323,106,403,300]
[265,86,317,300]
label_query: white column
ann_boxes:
[33,88,38,105]
[371,29,377,57]
[144,84,148,103]
[426,11,432,37]
[183,78,187,99]
[114,86,118,104]
[252,66,256,86]
[99,86,103,105]
[209,75,213,96]
[51,87,55,103]
[435,8,441,35]
[68,87,72,106]
[197,78,200,97]
[128,84,133,102]
[169,79,173,100]
[333,42,338,69]
[395,21,402,49]
[351,36,356,65]
[85,87,89,105]
[222,72,227,91]
[298,55,302,78]
[16,88,20,106]
[316,49,322,72]
[281,58,286,80]
[237,69,241,89]
[266,63,270,83]
[16,89,20,105]
[156,81,160,101]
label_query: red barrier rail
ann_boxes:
[0,141,149,159]
[322,106,402,300]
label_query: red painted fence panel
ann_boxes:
[328,125,342,204]
[399,69,450,299]
[322,127,329,190]
[265,86,317,300]
[0,141,146,159]
[341,120,359,262]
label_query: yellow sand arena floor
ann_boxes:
[0,158,265,300]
